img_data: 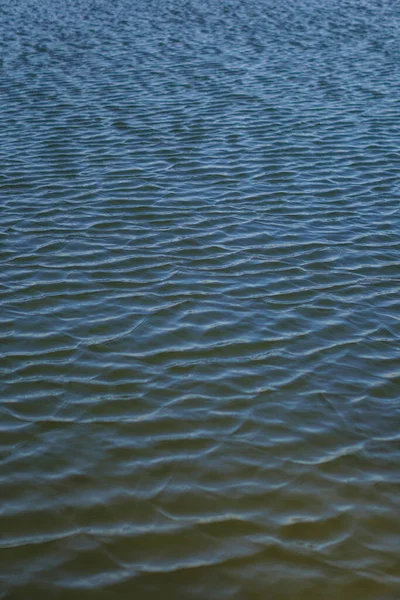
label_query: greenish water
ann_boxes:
[1,0,400,598]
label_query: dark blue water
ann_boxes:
[1,0,400,598]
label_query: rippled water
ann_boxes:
[1,0,400,597]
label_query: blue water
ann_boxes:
[1,0,400,598]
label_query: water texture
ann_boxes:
[1,0,400,598]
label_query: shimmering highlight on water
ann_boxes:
[1,0,400,598]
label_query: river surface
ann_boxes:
[1,0,400,598]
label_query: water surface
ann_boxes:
[1,0,400,598]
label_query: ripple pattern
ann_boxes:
[1,0,400,598]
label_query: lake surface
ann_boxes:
[1,0,400,598]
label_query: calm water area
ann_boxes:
[1,0,400,598]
